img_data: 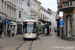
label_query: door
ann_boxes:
[17,24,22,34]
[67,16,71,38]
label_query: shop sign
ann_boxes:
[8,20,11,24]
[11,21,16,25]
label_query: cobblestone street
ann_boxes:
[0,32,75,50]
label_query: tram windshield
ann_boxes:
[23,22,36,33]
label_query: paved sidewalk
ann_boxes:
[37,32,75,50]
[0,35,24,46]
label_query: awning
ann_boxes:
[39,19,51,25]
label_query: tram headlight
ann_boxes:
[25,34,27,35]
[32,34,34,35]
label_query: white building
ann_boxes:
[16,0,31,34]
[16,0,23,34]
[46,8,57,28]
[5,0,17,35]
[30,0,39,23]
[40,6,51,24]
[49,10,57,28]
[40,6,57,28]
[0,0,31,36]
[22,0,31,20]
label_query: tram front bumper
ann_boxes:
[23,34,37,39]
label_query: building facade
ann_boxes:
[30,0,41,24]
[40,6,51,22]
[0,0,7,37]
[47,9,57,28]
[37,1,41,20]
[22,0,31,20]
[40,6,57,28]
[57,0,75,40]
[16,0,24,34]
[6,0,17,35]
[16,0,31,34]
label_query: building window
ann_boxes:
[70,1,72,6]
[19,11,21,18]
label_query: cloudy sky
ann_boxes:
[38,0,57,12]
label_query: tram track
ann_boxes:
[16,41,25,50]
[28,41,33,50]
[0,40,24,46]
[0,41,24,48]
[16,40,33,50]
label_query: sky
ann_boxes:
[38,0,57,12]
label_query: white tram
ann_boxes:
[23,20,38,40]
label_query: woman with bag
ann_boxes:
[7,30,11,37]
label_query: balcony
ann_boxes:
[62,1,75,12]
[63,1,75,8]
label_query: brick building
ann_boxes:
[57,0,75,40]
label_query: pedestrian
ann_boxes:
[11,29,14,37]
[0,29,2,38]
[7,30,11,37]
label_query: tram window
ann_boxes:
[24,28,26,33]
[27,24,33,33]
[34,22,37,33]
[23,22,27,33]
[23,22,37,33]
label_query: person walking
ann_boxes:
[12,29,14,37]
[7,30,11,37]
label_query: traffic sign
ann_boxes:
[59,20,64,23]
[59,20,64,27]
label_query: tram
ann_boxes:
[23,20,38,40]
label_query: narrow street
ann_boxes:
[0,32,75,50]
[0,0,75,50]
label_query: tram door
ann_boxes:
[67,16,71,38]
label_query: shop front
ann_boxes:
[7,20,16,35]
[0,16,6,37]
